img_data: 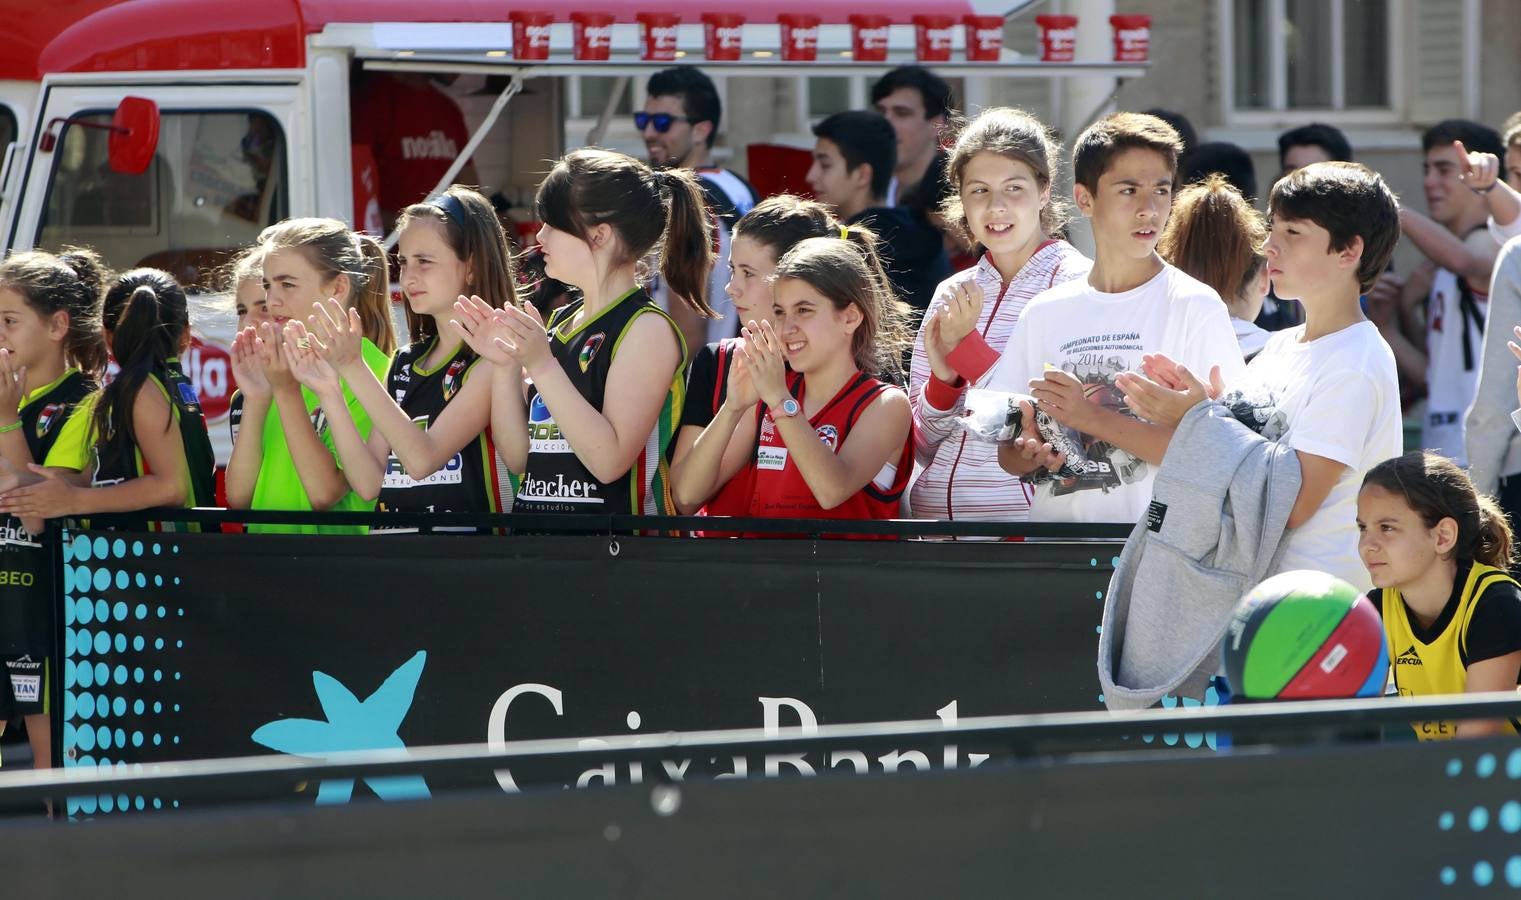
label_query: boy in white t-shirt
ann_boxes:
[988,112,1245,523]
[1120,162,1404,591]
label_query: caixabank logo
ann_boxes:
[252,651,430,805]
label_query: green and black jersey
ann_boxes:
[45,359,216,519]
[515,287,685,517]
[0,369,95,655]
[378,337,514,518]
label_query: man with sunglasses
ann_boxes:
[638,66,758,351]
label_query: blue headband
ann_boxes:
[428,192,468,223]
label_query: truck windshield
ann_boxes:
[36,110,287,292]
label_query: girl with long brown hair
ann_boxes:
[453,148,713,517]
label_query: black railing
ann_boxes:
[66,507,1138,539]
[5,693,1519,805]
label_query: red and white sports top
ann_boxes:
[909,243,1091,527]
[745,370,912,537]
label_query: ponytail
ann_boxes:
[534,149,714,317]
[91,269,189,456]
[1363,451,1516,569]
[353,233,397,355]
[652,168,717,318]
[1477,494,1516,570]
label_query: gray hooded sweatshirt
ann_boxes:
[1097,400,1303,711]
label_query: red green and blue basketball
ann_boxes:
[1220,570,1388,700]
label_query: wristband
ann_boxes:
[1470,182,1498,194]
[0,421,20,434]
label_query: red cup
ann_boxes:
[778,13,820,61]
[1035,14,1077,63]
[848,14,891,62]
[963,15,1004,61]
[571,11,614,61]
[637,12,680,61]
[702,12,745,60]
[509,11,554,61]
[1110,14,1151,62]
[912,14,955,62]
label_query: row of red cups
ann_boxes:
[1036,14,1152,63]
[508,12,1152,64]
[505,12,1010,62]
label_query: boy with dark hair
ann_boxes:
[1121,161,1403,590]
[1385,119,1511,465]
[1276,123,1353,178]
[1140,108,1197,157]
[1262,122,1356,332]
[870,66,954,214]
[639,65,758,349]
[987,112,1244,523]
[1180,141,1258,200]
[808,110,948,312]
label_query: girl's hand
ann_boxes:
[937,281,984,349]
[282,322,342,399]
[495,303,554,374]
[1116,365,1219,429]
[740,320,789,409]
[0,349,27,424]
[922,313,958,385]
[0,464,77,519]
[255,321,296,391]
[725,348,760,408]
[231,326,271,403]
[306,297,365,372]
[451,295,519,367]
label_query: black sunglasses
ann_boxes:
[634,112,691,133]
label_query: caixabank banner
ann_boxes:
[54,528,1123,813]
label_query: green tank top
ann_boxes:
[247,338,392,535]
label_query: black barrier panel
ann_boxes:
[56,529,1124,802]
[11,735,1521,898]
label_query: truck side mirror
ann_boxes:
[108,96,159,175]
[39,95,160,175]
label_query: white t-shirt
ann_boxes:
[1237,321,1402,592]
[1423,267,1487,466]
[983,263,1246,523]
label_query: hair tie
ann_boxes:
[428,192,469,224]
[839,224,850,240]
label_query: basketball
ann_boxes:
[1220,570,1389,701]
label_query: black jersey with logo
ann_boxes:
[515,288,685,517]
[0,369,95,655]
[93,360,216,508]
[228,389,244,446]
[377,338,511,517]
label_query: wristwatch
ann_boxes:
[772,396,801,418]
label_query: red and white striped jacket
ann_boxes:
[908,242,1091,527]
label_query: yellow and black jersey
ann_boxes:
[1372,562,1521,740]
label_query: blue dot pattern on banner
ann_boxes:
[60,530,184,818]
[1432,750,1521,888]
[1138,677,1224,750]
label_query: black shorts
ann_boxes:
[1,656,48,717]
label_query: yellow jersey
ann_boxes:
[1377,562,1521,741]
